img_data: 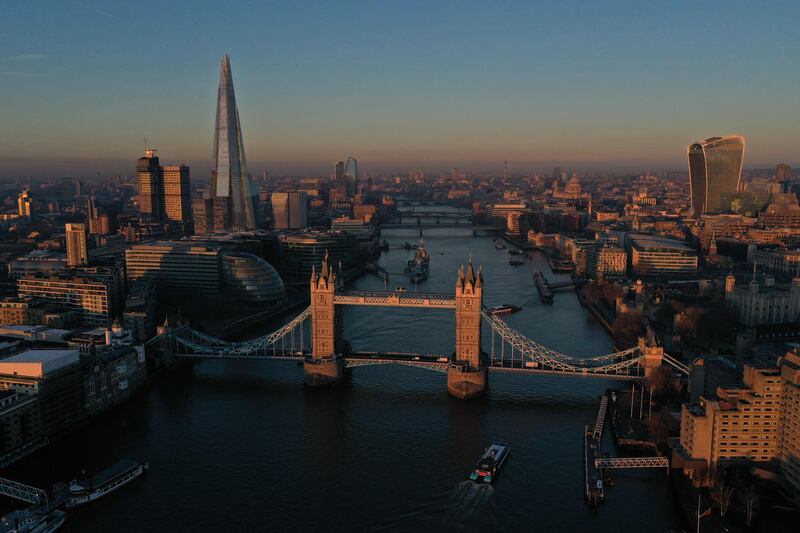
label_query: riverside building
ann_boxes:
[629,235,698,277]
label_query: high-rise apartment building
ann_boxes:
[271,192,308,230]
[687,135,746,217]
[137,149,163,222]
[17,190,33,219]
[212,54,257,231]
[677,350,800,495]
[162,165,191,226]
[65,223,88,267]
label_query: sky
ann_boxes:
[1,0,799,178]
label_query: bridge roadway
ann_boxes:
[173,346,645,381]
[379,223,504,231]
[334,290,456,308]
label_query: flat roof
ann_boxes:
[630,235,694,252]
[0,349,79,377]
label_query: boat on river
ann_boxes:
[64,459,148,509]
[0,509,65,533]
[406,238,430,282]
[491,304,521,315]
[469,442,510,484]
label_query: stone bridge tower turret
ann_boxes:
[448,258,488,399]
[306,252,345,387]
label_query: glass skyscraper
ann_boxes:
[687,135,746,217]
[213,54,257,231]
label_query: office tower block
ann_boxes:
[137,149,163,222]
[17,190,33,218]
[162,165,191,225]
[271,191,308,230]
[687,136,746,217]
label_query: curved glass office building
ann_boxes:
[687,135,746,217]
[222,253,286,305]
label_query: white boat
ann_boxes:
[65,460,147,509]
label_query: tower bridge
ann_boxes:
[170,253,689,399]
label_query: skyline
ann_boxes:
[2,0,800,178]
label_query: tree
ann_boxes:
[613,310,644,349]
[647,408,677,449]
[646,365,672,391]
[710,466,735,518]
[697,306,737,343]
[740,483,759,527]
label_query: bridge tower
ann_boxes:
[306,252,345,387]
[638,329,664,379]
[448,258,488,399]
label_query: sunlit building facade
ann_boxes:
[212,54,257,231]
[687,135,746,217]
[162,165,191,226]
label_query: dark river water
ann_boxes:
[4,211,684,532]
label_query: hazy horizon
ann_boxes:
[2,1,799,178]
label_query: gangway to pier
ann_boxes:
[0,477,48,505]
[594,456,669,469]
[592,395,609,440]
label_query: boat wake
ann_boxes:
[442,481,495,531]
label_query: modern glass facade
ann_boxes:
[687,135,745,217]
[278,231,359,285]
[214,54,257,231]
[125,241,223,294]
[222,253,286,305]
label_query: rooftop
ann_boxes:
[630,235,694,252]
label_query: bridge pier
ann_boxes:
[303,357,346,387]
[447,366,487,399]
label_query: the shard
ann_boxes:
[213,54,257,231]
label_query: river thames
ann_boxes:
[4,220,684,532]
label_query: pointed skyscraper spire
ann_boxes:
[214,54,257,231]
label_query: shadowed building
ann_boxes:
[687,135,746,217]
[137,149,163,222]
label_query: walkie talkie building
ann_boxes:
[213,54,257,231]
[687,135,746,217]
